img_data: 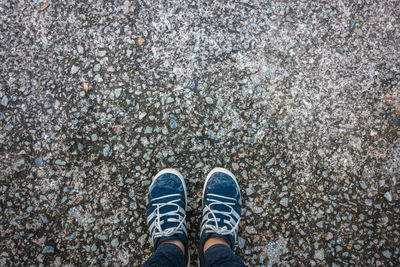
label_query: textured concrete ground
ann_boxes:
[1,0,399,266]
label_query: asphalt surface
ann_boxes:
[1,0,399,266]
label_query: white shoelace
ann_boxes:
[202,194,240,236]
[149,194,186,239]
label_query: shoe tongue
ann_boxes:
[214,203,230,212]
[159,204,178,215]
[151,187,178,200]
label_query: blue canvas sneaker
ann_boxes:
[146,169,189,266]
[198,167,242,266]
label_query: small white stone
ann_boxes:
[115,88,122,98]
[384,191,392,202]
[205,97,214,104]
[77,45,84,54]
[232,162,239,171]
[314,249,325,261]
[140,137,149,146]
[93,64,101,72]
[166,97,174,104]
[245,226,256,234]
[1,95,8,106]
[71,65,80,74]
[94,74,102,82]
[280,197,289,207]
[325,232,333,240]
[98,50,107,57]
[138,112,146,120]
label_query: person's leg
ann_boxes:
[204,243,245,267]
[143,169,189,267]
[143,242,184,267]
[198,168,246,267]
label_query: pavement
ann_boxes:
[1,0,399,266]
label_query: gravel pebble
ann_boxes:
[98,50,107,57]
[280,197,289,207]
[384,192,393,202]
[205,97,214,104]
[1,95,8,106]
[35,157,42,167]
[111,239,119,247]
[70,65,80,74]
[314,249,325,261]
[42,246,55,254]
[91,134,98,142]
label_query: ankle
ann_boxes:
[160,239,185,255]
[203,237,230,254]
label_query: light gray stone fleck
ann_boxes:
[71,65,80,74]
[382,250,391,258]
[166,97,174,104]
[232,162,239,171]
[1,95,8,106]
[384,191,392,202]
[205,97,214,104]
[280,197,288,207]
[111,238,119,247]
[93,64,101,72]
[144,126,153,134]
[314,249,325,261]
[245,226,256,234]
[115,88,122,98]
[98,50,107,57]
